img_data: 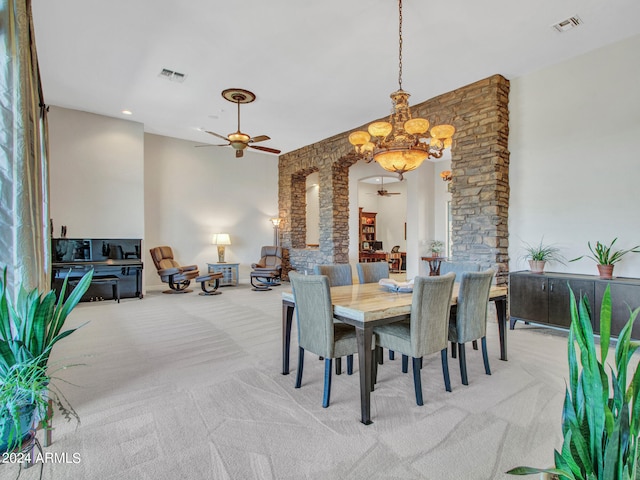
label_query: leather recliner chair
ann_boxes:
[149,246,200,293]
[250,246,283,290]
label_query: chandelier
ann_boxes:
[348,0,455,180]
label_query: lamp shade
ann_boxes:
[374,148,427,174]
[212,233,231,245]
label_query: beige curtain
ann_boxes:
[0,0,49,296]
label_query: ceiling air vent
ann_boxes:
[552,16,583,33]
[158,68,187,82]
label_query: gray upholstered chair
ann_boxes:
[448,269,495,385]
[356,262,390,284]
[289,272,373,408]
[373,273,456,406]
[313,264,353,287]
[312,263,354,374]
[440,261,481,276]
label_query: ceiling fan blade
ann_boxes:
[236,149,244,158]
[249,145,281,154]
[194,143,229,148]
[249,135,270,143]
[204,130,229,141]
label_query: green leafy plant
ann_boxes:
[0,267,92,374]
[520,238,566,264]
[570,238,640,266]
[430,240,444,254]
[0,267,92,453]
[0,356,49,452]
[507,285,640,479]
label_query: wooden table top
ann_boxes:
[282,282,507,323]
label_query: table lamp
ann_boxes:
[212,233,231,263]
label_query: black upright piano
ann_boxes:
[51,238,143,301]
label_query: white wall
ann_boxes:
[48,107,145,239]
[48,107,278,290]
[509,33,640,278]
[144,134,278,286]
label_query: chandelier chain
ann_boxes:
[398,0,403,90]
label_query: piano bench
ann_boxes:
[70,274,120,303]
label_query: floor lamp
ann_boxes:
[270,218,282,247]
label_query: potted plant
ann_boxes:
[507,284,640,479]
[0,267,92,453]
[430,240,444,257]
[570,238,640,279]
[520,238,565,274]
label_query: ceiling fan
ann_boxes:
[376,177,401,197]
[196,88,281,158]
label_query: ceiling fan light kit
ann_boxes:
[348,0,455,180]
[198,88,281,158]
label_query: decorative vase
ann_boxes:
[528,260,546,274]
[597,264,614,279]
[0,405,36,453]
[539,473,560,480]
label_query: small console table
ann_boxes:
[421,256,446,276]
[208,263,239,286]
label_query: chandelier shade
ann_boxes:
[347,0,455,179]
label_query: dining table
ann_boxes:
[281,281,508,425]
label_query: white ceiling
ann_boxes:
[31,0,640,156]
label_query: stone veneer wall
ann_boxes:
[278,74,510,284]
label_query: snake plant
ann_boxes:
[570,238,640,265]
[507,285,640,479]
[0,267,92,375]
[0,267,92,452]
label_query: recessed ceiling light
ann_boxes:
[122,110,133,115]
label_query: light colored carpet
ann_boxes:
[7,281,620,480]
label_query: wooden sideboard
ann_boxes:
[509,271,640,339]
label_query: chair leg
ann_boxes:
[401,354,408,373]
[323,358,332,408]
[451,341,457,358]
[472,340,478,350]
[419,357,423,369]
[458,343,468,386]
[336,357,342,375]
[481,337,491,375]
[389,350,395,360]
[347,355,353,375]
[371,351,377,392]
[295,347,305,388]
[412,357,423,406]
[441,348,451,392]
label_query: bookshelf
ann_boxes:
[359,208,377,251]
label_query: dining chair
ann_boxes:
[289,272,373,408]
[312,264,354,374]
[372,273,456,406]
[448,269,495,385]
[313,264,353,287]
[356,262,390,284]
[439,261,480,276]
[356,261,393,362]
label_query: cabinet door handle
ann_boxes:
[542,282,546,291]
[549,283,554,292]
